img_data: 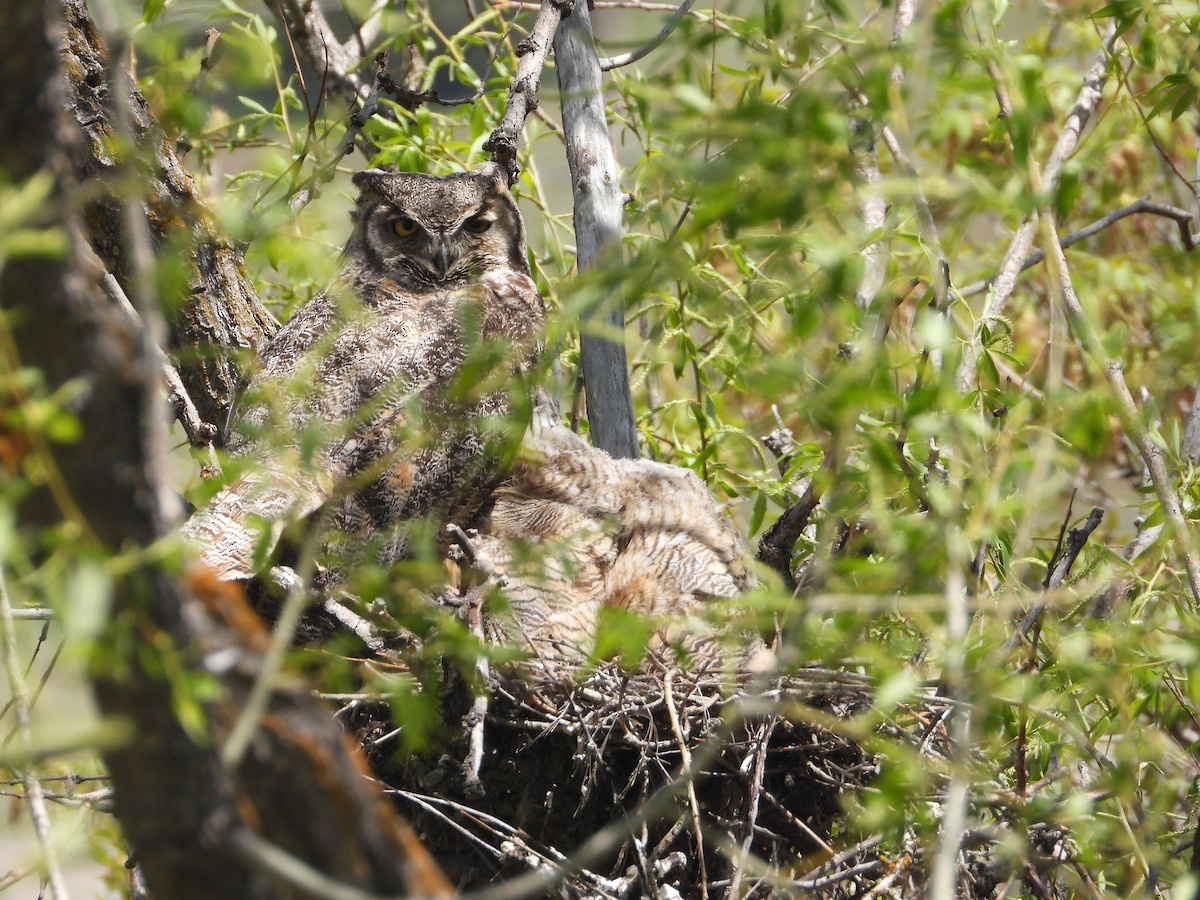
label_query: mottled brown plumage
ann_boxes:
[471,405,756,668]
[183,165,755,670]
[183,164,543,578]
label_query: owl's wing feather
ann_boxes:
[181,466,334,580]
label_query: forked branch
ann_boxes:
[484,0,575,183]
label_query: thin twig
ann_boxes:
[99,272,218,447]
[955,22,1118,395]
[727,716,774,899]
[288,53,388,211]
[1004,506,1103,651]
[484,0,572,182]
[598,0,695,70]
[8,608,54,620]
[664,670,708,899]
[0,567,72,900]
[956,196,1197,300]
[1104,361,1200,608]
[1041,204,1200,608]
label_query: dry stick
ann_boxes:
[1044,223,1200,608]
[99,272,218,448]
[598,0,695,70]
[0,568,71,900]
[1004,506,1104,653]
[726,716,774,900]
[9,609,54,621]
[554,0,641,459]
[664,671,708,899]
[954,22,1117,396]
[483,0,571,183]
[956,197,1197,300]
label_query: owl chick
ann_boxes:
[471,403,758,671]
[183,164,544,580]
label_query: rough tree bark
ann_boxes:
[0,3,448,897]
[60,0,278,433]
[554,2,641,459]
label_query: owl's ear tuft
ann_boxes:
[352,169,393,196]
[474,162,511,194]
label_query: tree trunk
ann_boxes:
[554,3,641,460]
[59,0,277,432]
[0,3,449,896]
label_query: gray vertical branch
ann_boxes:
[554,4,640,459]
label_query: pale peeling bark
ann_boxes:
[554,1,640,459]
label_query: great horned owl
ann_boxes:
[183,164,544,579]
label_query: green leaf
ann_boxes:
[142,0,166,23]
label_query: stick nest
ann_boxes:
[346,662,902,897]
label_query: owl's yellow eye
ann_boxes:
[464,215,492,235]
[393,217,418,237]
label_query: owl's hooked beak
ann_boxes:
[431,238,453,280]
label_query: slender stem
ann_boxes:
[956,197,1197,300]
[0,567,72,900]
[955,22,1117,395]
[598,0,695,70]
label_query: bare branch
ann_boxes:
[554,1,640,458]
[493,0,746,43]
[8,609,55,621]
[484,0,574,182]
[270,0,374,105]
[0,568,72,900]
[99,271,218,447]
[1004,507,1104,651]
[598,0,695,70]
[756,478,820,591]
[955,22,1117,395]
[957,196,1197,299]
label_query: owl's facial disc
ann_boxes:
[374,198,507,285]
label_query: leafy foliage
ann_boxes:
[3,0,1200,895]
